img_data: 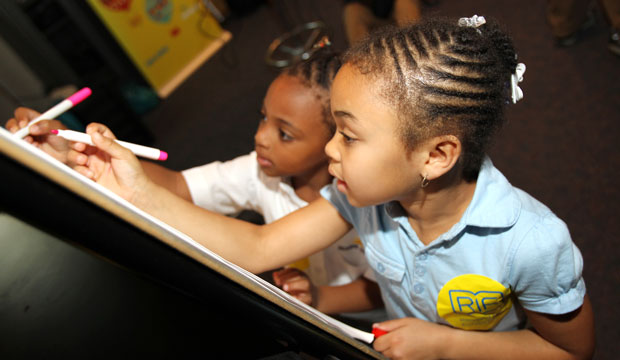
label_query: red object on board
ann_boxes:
[372,327,388,338]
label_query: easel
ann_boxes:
[0,129,384,358]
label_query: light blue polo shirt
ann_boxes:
[320,157,586,331]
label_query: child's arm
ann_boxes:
[140,161,192,202]
[316,276,383,314]
[273,268,383,314]
[72,138,192,201]
[72,122,353,273]
[132,179,352,273]
[373,295,595,360]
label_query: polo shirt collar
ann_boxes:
[460,156,520,228]
[385,156,520,232]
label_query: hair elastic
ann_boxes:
[313,35,331,50]
[458,15,486,32]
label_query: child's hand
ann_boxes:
[273,268,317,307]
[6,107,72,163]
[372,317,450,360]
[71,122,150,201]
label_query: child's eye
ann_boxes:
[279,129,293,141]
[339,131,356,144]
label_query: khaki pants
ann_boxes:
[547,0,620,37]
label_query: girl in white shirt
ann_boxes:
[6,49,383,318]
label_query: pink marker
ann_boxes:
[14,87,92,139]
[50,129,168,161]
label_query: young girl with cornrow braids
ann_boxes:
[67,15,594,359]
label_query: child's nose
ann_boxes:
[254,123,270,148]
[324,134,339,161]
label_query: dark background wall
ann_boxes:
[1,0,618,359]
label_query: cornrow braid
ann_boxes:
[283,49,343,135]
[343,17,518,181]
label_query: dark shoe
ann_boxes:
[609,31,620,56]
[554,10,596,47]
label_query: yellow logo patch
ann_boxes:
[437,274,512,330]
[287,257,310,271]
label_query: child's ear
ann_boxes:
[424,135,461,180]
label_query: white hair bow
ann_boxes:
[511,63,526,104]
[458,15,486,29]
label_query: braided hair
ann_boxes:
[283,49,343,135]
[344,17,518,181]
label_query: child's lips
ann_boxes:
[328,166,347,190]
[256,154,273,167]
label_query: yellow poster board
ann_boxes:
[87,0,232,97]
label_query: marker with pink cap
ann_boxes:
[50,129,168,161]
[14,87,92,139]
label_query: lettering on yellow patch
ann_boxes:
[437,274,512,330]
